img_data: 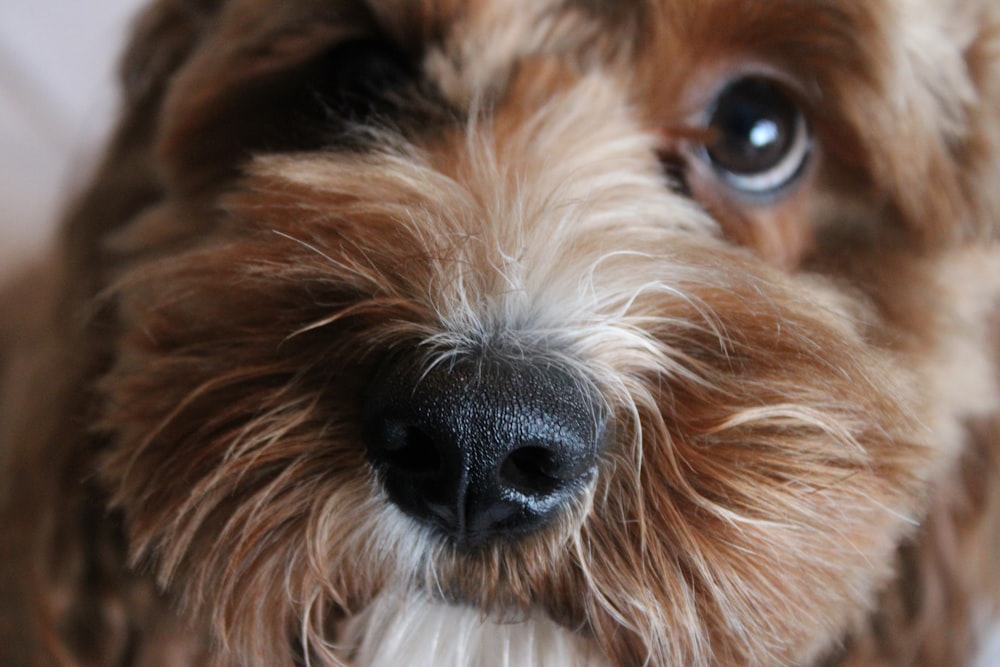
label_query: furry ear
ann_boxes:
[66,0,422,279]
[119,0,223,108]
[957,1,1000,235]
[58,0,225,297]
[153,0,405,194]
[880,0,1000,240]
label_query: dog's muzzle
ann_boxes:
[362,348,604,548]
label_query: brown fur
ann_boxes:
[2,0,1000,665]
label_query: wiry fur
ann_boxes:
[1,0,999,666]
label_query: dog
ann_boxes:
[2,0,1000,665]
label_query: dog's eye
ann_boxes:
[700,77,811,196]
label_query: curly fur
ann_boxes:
[2,0,999,666]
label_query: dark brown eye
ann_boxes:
[701,77,811,196]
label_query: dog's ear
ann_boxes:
[153,0,407,195]
[884,0,1000,240]
[64,0,419,278]
[119,0,222,110]
[58,0,226,294]
[958,2,1000,236]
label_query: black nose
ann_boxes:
[362,350,604,547]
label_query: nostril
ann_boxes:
[500,445,564,496]
[376,421,442,476]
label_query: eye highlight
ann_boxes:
[699,77,811,196]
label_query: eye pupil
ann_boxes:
[702,77,810,195]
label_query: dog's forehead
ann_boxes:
[366,0,890,105]
[360,0,957,151]
[364,0,630,107]
[353,0,976,234]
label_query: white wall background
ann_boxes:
[0,0,145,280]
[0,2,998,665]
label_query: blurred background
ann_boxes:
[0,0,144,281]
[0,2,999,665]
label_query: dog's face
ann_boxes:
[94,0,1000,665]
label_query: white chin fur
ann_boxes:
[336,592,609,667]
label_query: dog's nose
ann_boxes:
[362,350,603,546]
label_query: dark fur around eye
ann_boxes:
[311,39,416,123]
[246,38,436,157]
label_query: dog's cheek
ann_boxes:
[96,232,442,662]
[561,255,936,665]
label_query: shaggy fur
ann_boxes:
[2,0,1000,665]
